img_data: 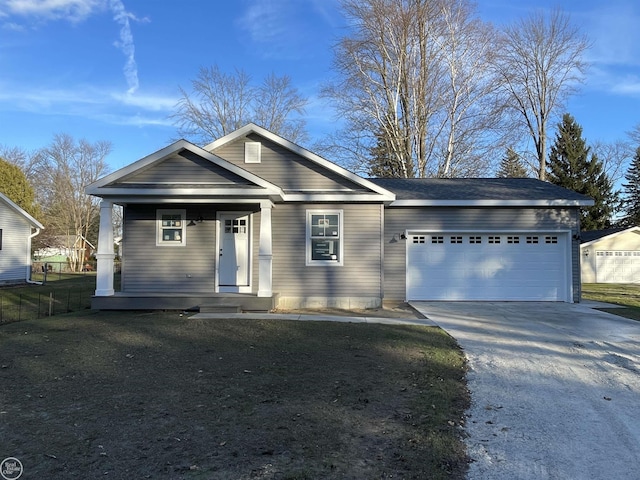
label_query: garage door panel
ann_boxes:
[407,232,568,301]
[596,251,640,283]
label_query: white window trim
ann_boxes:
[306,209,343,266]
[156,209,187,247]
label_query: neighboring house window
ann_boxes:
[156,209,186,246]
[306,210,343,266]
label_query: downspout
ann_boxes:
[26,226,43,285]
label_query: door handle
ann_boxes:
[219,248,223,257]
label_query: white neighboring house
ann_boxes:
[33,235,96,272]
[581,226,640,283]
[0,192,44,284]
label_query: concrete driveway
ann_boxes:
[410,301,640,480]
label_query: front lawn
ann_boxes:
[0,311,469,479]
[582,283,640,321]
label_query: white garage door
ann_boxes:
[596,251,640,283]
[407,232,569,301]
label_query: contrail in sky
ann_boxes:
[109,0,139,95]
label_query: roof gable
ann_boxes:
[580,226,640,246]
[86,140,283,199]
[205,123,395,201]
[0,192,43,229]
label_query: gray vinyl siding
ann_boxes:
[0,206,31,283]
[120,202,383,300]
[271,203,383,299]
[212,134,371,192]
[383,206,582,302]
[117,151,253,185]
[121,204,218,293]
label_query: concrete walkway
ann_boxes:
[409,301,640,480]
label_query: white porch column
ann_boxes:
[258,201,273,297]
[95,200,115,296]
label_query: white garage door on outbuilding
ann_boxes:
[407,231,571,301]
[581,227,640,284]
[595,251,640,283]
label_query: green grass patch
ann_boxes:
[0,311,469,479]
[0,274,97,323]
[582,283,640,321]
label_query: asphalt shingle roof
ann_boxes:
[367,177,592,202]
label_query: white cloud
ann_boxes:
[0,82,177,126]
[0,0,103,22]
[109,0,140,94]
[0,0,145,95]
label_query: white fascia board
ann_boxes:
[388,199,594,207]
[282,193,393,202]
[85,139,285,197]
[580,226,640,248]
[91,187,281,197]
[205,123,396,200]
[0,192,44,229]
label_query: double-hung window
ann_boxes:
[156,209,186,246]
[306,210,343,266]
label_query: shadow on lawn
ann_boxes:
[0,311,469,480]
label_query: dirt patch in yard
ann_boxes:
[0,310,468,479]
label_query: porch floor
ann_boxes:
[91,292,279,312]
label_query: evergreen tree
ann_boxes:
[547,113,617,230]
[0,157,40,219]
[368,128,412,178]
[497,147,528,177]
[619,147,640,227]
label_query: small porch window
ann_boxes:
[306,210,343,266]
[156,209,186,246]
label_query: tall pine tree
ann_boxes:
[619,147,640,227]
[547,113,617,230]
[497,147,528,178]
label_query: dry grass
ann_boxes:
[0,310,469,479]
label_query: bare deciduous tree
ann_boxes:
[37,134,111,272]
[172,65,308,145]
[494,8,589,180]
[591,139,631,187]
[322,0,506,178]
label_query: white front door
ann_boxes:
[218,213,251,291]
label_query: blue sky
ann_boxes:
[0,0,638,172]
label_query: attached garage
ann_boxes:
[581,227,640,284]
[369,178,594,303]
[406,231,571,301]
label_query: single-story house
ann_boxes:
[580,226,640,283]
[86,123,593,310]
[0,191,44,284]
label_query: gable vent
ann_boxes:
[245,142,261,163]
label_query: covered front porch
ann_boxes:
[92,198,276,311]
